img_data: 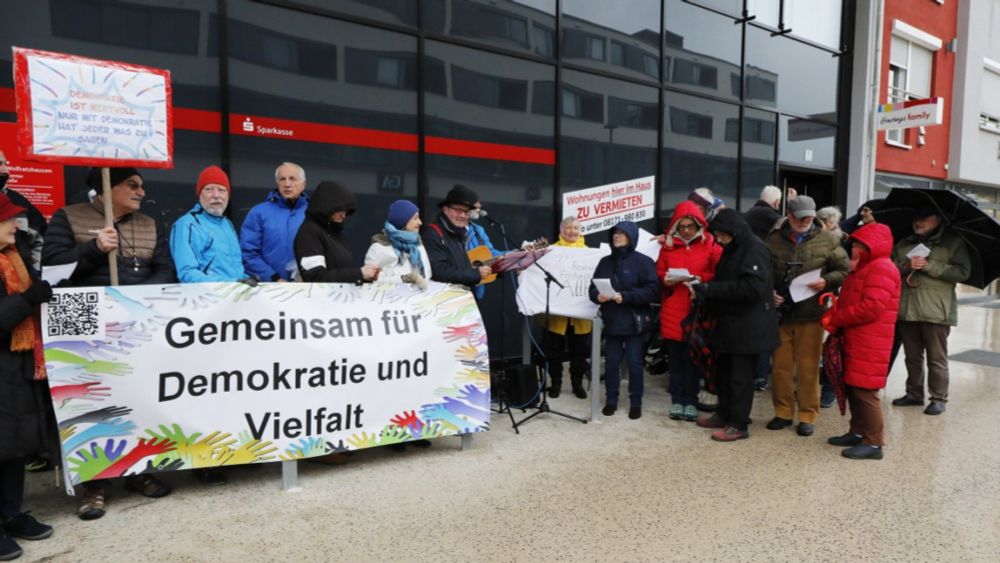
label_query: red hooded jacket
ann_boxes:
[656,201,722,341]
[826,223,901,390]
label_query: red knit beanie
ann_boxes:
[0,192,27,223]
[196,165,230,196]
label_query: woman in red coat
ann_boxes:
[656,201,722,421]
[821,222,901,460]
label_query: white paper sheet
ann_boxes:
[667,268,694,281]
[41,262,76,285]
[592,278,617,298]
[789,268,823,303]
[906,243,931,259]
[636,228,662,261]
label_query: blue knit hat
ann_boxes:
[387,199,419,229]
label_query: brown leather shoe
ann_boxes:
[711,426,749,442]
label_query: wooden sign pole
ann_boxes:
[101,167,118,286]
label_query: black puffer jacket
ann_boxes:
[588,221,660,336]
[294,181,362,283]
[743,200,781,240]
[421,213,481,289]
[0,239,53,461]
[694,209,779,355]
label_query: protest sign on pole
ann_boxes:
[561,176,655,235]
[12,47,174,284]
[42,281,490,494]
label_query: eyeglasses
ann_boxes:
[123,180,144,192]
[447,205,471,216]
[677,223,698,231]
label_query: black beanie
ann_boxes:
[86,167,142,190]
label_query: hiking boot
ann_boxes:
[891,395,923,407]
[124,474,171,498]
[841,444,884,460]
[628,407,642,420]
[2,513,52,541]
[924,401,946,415]
[77,486,107,521]
[602,404,617,416]
[548,384,561,398]
[828,433,863,447]
[682,405,699,422]
[696,414,726,429]
[765,417,793,430]
[0,534,21,561]
[711,426,749,442]
[796,422,815,437]
[668,404,684,420]
[572,383,587,399]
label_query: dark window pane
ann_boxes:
[452,65,528,111]
[532,81,555,115]
[745,24,839,118]
[290,0,419,28]
[781,116,836,168]
[663,92,738,213]
[664,0,741,101]
[609,97,658,130]
[228,18,336,79]
[562,0,660,81]
[423,0,555,58]
[49,0,199,54]
[740,108,777,210]
[345,48,417,90]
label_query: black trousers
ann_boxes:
[546,326,590,387]
[0,459,25,518]
[716,353,755,431]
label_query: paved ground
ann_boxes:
[16,298,1000,562]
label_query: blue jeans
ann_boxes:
[666,339,698,406]
[604,334,645,408]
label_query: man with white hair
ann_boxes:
[743,185,783,240]
[240,162,309,281]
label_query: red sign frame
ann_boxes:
[12,47,174,168]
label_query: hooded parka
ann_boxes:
[294,181,363,283]
[588,221,659,336]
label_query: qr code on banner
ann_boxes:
[43,289,106,340]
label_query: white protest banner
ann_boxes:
[42,281,489,492]
[13,47,173,167]
[562,176,655,235]
[516,246,609,319]
[875,97,943,131]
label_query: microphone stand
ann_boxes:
[513,259,588,429]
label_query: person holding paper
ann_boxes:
[0,193,55,559]
[589,221,659,420]
[364,199,432,287]
[764,195,849,437]
[691,209,779,441]
[821,223,900,460]
[656,201,721,421]
[169,166,247,284]
[889,207,971,415]
[542,217,591,399]
[295,181,379,283]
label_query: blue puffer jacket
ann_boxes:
[588,221,660,336]
[239,190,308,281]
[170,203,247,283]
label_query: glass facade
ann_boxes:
[0,0,849,358]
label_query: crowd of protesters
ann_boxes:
[0,149,976,560]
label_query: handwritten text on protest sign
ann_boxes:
[14,48,172,166]
[562,176,656,234]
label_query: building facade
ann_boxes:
[0,0,852,357]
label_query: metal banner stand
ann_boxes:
[590,317,603,421]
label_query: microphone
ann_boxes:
[480,210,501,225]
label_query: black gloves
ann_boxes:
[22,280,53,307]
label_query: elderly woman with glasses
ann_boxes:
[656,200,722,421]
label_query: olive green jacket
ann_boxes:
[891,227,971,326]
[765,222,850,322]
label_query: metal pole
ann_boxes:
[590,316,602,421]
[281,460,300,492]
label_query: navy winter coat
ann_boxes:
[588,221,660,336]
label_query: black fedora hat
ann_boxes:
[438,184,479,209]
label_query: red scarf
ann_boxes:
[0,246,46,380]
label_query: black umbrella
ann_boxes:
[874,188,1000,289]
